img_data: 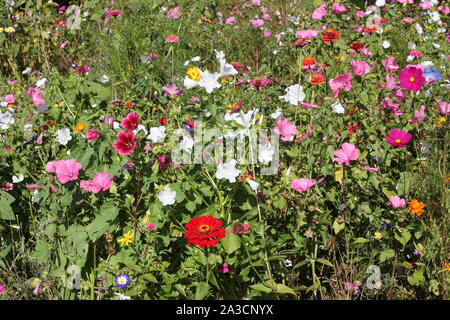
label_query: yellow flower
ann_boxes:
[186,67,202,81]
[374,232,383,240]
[220,78,228,84]
[53,103,61,108]
[0,28,4,33]
[5,27,15,33]
[117,231,133,246]
[74,123,87,132]
[336,56,345,61]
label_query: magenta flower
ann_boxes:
[408,106,426,123]
[46,159,82,184]
[121,112,140,132]
[437,101,450,115]
[383,57,399,72]
[398,66,425,92]
[274,119,297,142]
[333,143,359,166]
[218,263,229,273]
[291,178,315,193]
[225,16,235,25]
[165,35,180,43]
[344,282,359,295]
[388,196,406,209]
[85,129,102,142]
[26,184,44,189]
[250,19,264,27]
[383,98,403,116]
[146,224,156,231]
[384,129,412,148]
[26,88,46,106]
[80,172,114,194]
[0,284,5,296]
[112,131,136,155]
[350,60,371,76]
[166,7,180,19]
[106,9,122,17]
[250,75,272,90]
[329,73,352,100]
[300,102,318,109]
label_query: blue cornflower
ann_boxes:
[423,68,442,83]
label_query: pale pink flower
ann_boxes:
[356,11,366,18]
[388,196,406,209]
[225,16,236,25]
[328,73,352,100]
[419,2,432,10]
[312,4,327,20]
[437,101,450,115]
[166,7,180,19]
[333,143,359,166]
[251,19,264,27]
[274,119,297,142]
[409,105,426,123]
[46,159,82,184]
[350,60,371,76]
[295,30,318,39]
[332,2,346,14]
[362,167,379,172]
[26,88,46,106]
[4,94,15,104]
[291,178,315,193]
[385,73,398,90]
[383,57,399,72]
[80,172,114,194]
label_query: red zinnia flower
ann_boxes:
[121,112,140,132]
[322,29,340,43]
[184,216,226,248]
[112,131,136,155]
[310,74,324,84]
[349,42,365,50]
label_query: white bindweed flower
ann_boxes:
[113,122,120,130]
[12,174,24,183]
[100,75,110,83]
[179,136,194,151]
[215,159,241,183]
[147,126,166,143]
[114,293,131,300]
[35,78,47,88]
[279,84,305,105]
[22,67,32,75]
[198,71,221,93]
[382,41,390,49]
[56,128,72,145]
[375,0,385,7]
[157,186,176,206]
[331,101,345,114]
[246,179,259,192]
[271,109,283,119]
[0,111,15,130]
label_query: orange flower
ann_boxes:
[47,120,57,126]
[302,56,316,68]
[322,29,340,43]
[409,200,425,216]
[75,123,87,132]
[443,263,450,273]
[310,74,324,84]
[364,25,378,33]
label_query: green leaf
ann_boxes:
[332,219,345,234]
[275,283,297,296]
[221,233,241,254]
[250,283,272,293]
[354,237,370,244]
[141,273,158,283]
[379,248,395,263]
[0,191,15,220]
[195,282,210,300]
[394,229,411,248]
[32,239,51,263]
[315,258,334,268]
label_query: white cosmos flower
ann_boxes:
[215,159,241,183]
[198,71,221,93]
[279,84,305,105]
[331,101,345,114]
[12,174,24,183]
[258,142,275,164]
[382,41,390,49]
[147,126,166,143]
[35,78,47,88]
[157,186,176,206]
[56,128,72,145]
[0,111,15,130]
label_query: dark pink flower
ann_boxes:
[398,66,425,92]
[384,129,412,148]
[85,129,102,142]
[112,131,136,155]
[121,112,140,132]
[218,263,229,273]
[250,75,272,90]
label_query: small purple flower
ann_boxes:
[413,249,422,256]
[162,84,183,98]
[115,274,131,288]
[344,282,359,295]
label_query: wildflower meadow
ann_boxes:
[0,0,449,301]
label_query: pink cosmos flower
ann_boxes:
[274,119,297,142]
[112,131,136,155]
[403,17,414,24]
[4,94,15,104]
[80,172,114,194]
[419,2,432,10]
[356,10,365,18]
[332,2,346,14]
[46,159,82,184]
[165,35,180,43]
[388,196,406,209]
[121,112,140,132]
[383,57,399,72]
[263,31,272,38]
[385,73,398,90]
[362,167,379,172]
[146,223,156,231]
[437,101,450,115]
[333,143,359,166]
[33,283,40,296]
[329,73,352,100]
[36,133,43,145]
[383,98,402,116]
[26,185,44,189]
[251,19,264,27]
[350,60,371,76]
[392,89,405,102]
[295,30,318,39]
[408,105,426,123]
[384,129,412,148]
[409,50,423,58]
[106,9,122,16]
[344,282,359,295]
[225,16,236,25]
[398,66,425,92]
[300,102,318,109]
[312,4,327,20]
[26,88,46,106]
[291,178,315,193]
[85,129,102,142]
[166,7,180,19]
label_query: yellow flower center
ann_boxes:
[186,67,202,81]
[395,139,401,143]
[199,225,210,233]
[409,77,415,82]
